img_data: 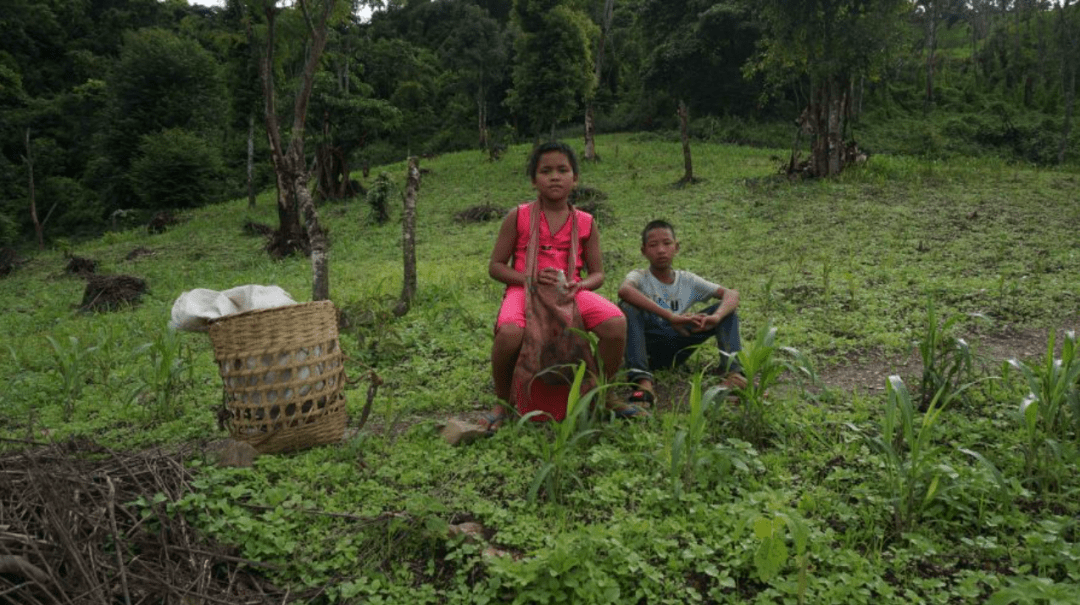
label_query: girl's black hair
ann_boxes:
[641,220,676,245]
[526,141,579,179]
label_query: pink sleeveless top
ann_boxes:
[512,202,592,280]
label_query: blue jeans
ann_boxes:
[620,302,742,384]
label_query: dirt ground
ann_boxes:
[818,318,1080,395]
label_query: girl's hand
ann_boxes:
[537,267,561,286]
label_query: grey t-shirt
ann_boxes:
[623,269,721,314]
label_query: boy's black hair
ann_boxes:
[526,141,579,179]
[641,220,676,245]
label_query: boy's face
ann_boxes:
[642,227,679,270]
[532,151,578,202]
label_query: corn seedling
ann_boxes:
[134,328,192,422]
[1008,330,1080,492]
[916,297,974,411]
[731,322,786,445]
[862,375,982,534]
[669,370,711,499]
[659,369,760,500]
[45,334,98,421]
[522,360,604,504]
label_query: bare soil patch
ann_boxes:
[819,318,1080,395]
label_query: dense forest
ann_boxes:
[1,0,1077,250]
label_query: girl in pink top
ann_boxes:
[481,142,631,432]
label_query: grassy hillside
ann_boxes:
[2,134,1080,603]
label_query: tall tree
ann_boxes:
[435,2,510,150]
[641,0,757,184]
[507,0,598,139]
[247,0,339,301]
[583,0,614,161]
[746,0,908,177]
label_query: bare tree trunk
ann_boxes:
[584,0,614,162]
[478,92,489,150]
[247,112,256,209]
[394,157,420,317]
[805,75,850,178]
[1060,0,1078,165]
[924,0,938,112]
[253,0,336,264]
[584,106,597,160]
[297,171,330,301]
[25,129,43,251]
[676,99,694,184]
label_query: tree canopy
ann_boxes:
[0,0,1077,247]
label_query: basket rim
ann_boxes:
[207,299,334,325]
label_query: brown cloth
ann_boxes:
[510,202,598,422]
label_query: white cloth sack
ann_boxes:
[169,285,297,332]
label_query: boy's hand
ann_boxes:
[688,313,719,333]
[669,313,696,336]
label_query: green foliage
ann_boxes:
[916,297,976,411]
[45,334,97,421]
[0,210,17,246]
[1008,330,1080,492]
[507,0,597,136]
[130,128,224,210]
[728,322,787,445]
[520,360,604,504]
[750,507,811,604]
[2,137,1080,602]
[366,172,396,224]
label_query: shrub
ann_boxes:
[129,128,224,210]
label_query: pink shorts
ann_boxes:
[495,286,623,331]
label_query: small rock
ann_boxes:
[440,418,488,446]
[448,522,485,542]
[205,439,259,468]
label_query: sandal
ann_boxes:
[608,390,653,419]
[719,372,748,390]
[478,408,508,435]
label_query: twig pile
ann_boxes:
[0,439,289,604]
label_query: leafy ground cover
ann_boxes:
[2,134,1080,603]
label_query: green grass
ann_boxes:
[3,134,1080,603]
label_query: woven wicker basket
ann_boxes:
[208,300,347,454]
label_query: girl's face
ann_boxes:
[532,151,578,203]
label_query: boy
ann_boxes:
[617,220,745,407]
